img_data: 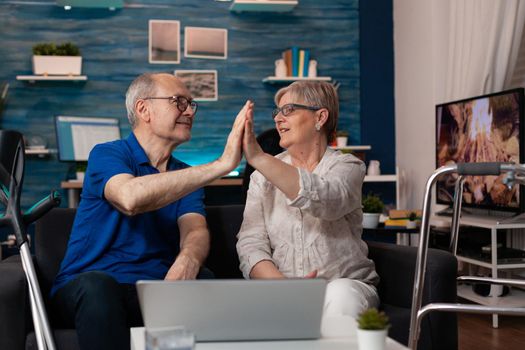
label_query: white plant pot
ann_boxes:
[76,172,85,182]
[362,213,381,229]
[336,136,348,148]
[357,328,387,350]
[32,55,82,75]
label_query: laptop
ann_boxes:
[136,279,327,342]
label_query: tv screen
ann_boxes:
[436,88,524,212]
[55,116,121,162]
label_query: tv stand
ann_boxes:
[430,212,525,328]
[495,212,525,225]
[435,207,473,217]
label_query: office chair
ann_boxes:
[0,130,61,350]
[408,162,525,349]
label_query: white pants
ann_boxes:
[321,278,379,337]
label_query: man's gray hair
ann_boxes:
[125,73,158,128]
[274,81,339,143]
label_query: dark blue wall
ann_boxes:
[359,0,396,204]
[360,0,395,172]
[0,0,363,208]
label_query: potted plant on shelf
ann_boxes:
[356,308,390,350]
[335,130,348,148]
[32,42,82,76]
[75,162,87,182]
[362,193,384,229]
[406,211,418,229]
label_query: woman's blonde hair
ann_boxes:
[274,81,339,143]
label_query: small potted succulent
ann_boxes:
[356,308,390,350]
[362,193,384,229]
[75,162,87,182]
[32,42,82,76]
[406,211,418,229]
[335,130,348,148]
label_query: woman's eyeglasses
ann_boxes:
[143,95,198,114]
[272,103,322,120]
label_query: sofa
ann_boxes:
[0,205,457,350]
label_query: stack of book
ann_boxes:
[282,47,311,77]
[384,209,422,229]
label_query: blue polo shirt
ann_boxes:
[51,133,205,296]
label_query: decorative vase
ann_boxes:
[356,328,388,350]
[336,136,348,148]
[362,213,380,229]
[275,59,287,78]
[308,60,318,77]
[367,160,381,176]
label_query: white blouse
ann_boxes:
[236,148,379,286]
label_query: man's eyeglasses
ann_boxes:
[143,96,198,114]
[272,103,322,120]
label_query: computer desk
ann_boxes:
[130,327,408,350]
[60,178,243,208]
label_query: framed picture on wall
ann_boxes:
[149,20,181,64]
[174,70,218,101]
[184,27,228,60]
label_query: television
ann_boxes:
[55,116,121,162]
[436,88,525,213]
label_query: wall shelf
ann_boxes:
[25,148,57,157]
[230,0,298,13]
[330,145,372,151]
[364,174,397,182]
[16,75,88,82]
[263,76,332,84]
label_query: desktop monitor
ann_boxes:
[436,88,525,213]
[55,116,121,162]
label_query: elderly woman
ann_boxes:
[237,81,379,329]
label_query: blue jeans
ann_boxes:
[52,269,214,350]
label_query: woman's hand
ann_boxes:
[218,100,250,174]
[243,102,265,166]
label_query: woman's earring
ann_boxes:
[315,122,321,131]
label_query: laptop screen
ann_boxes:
[55,115,121,162]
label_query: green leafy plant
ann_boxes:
[362,193,384,214]
[32,42,80,56]
[75,162,87,173]
[357,308,390,330]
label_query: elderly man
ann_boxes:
[51,72,251,350]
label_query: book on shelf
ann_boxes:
[389,209,422,219]
[282,49,292,76]
[291,46,299,76]
[298,50,305,77]
[302,49,310,77]
[280,47,313,78]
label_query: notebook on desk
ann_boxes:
[136,279,327,342]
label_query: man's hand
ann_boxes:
[217,100,252,174]
[243,103,265,166]
[164,253,201,280]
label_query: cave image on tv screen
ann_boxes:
[436,88,524,211]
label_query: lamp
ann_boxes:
[56,0,124,10]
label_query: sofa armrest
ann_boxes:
[0,255,30,350]
[367,241,458,350]
[367,241,457,308]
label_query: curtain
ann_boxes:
[435,0,525,103]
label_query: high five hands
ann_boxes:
[242,101,265,166]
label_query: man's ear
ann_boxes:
[135,99,151,123]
